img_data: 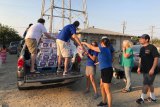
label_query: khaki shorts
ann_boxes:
[86,66,96,76]
[25,38,37,54]
[56,39,71,58]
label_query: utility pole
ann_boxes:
[62,0,65,27]
[122,21,126,34]
[69,0,71,24]
[41,0,45,18]
[151,26,155,44]
[82,0,89,28]
[49,0,54,33]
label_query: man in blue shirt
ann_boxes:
[56,21,85,75]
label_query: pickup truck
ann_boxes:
[17,41,83,90]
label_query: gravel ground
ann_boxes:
[0,54,160,107]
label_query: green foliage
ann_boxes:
[0,23,22,45]
[152,38,160,46]
[131,36,139,41]
[131,36,139,45]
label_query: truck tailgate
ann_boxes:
[25,72,83,83]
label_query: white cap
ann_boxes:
[101,36,108,40]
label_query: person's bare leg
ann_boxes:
[86,76,90,92]
[57,56,62,69]
[142,85,149,94]
[149,85,154,93]
[103,83,112,107]
[30,54,36,72]
[140,85,149,100]
[64,57,69,72]
[90,75,97,94]
[100,79,107,103]
[149,85,156,100]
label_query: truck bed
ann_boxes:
[25,71,83,83]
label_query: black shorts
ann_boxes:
[143,73,156,85]
[101,67,113,83]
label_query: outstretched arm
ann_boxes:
[72,34,86,52]
[72,34,83,47]
[44,32,56,40]
[86,52,97,61]
[82,42,100,52]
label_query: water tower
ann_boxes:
[41,0,89,33]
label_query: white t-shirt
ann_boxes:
[25,23,47,43]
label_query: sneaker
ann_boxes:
[136,98,144,104]
[57,68,63,73]
[63,71,68,76]
[147,97,157,103]
[97,101,107,106]
[93,93,99,99]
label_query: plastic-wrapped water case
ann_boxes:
[49,54,57,60]
[48,60,55,67]
[37,61,47,67]
[51,42,57,48]
[77,46,85,58]
[40,48,53,53]
[42,54,50,61]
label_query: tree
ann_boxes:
[0,23,22,45]
[152,38,160,46]
[131,36,139,45]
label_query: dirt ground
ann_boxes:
[0,54,160,107]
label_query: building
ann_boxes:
[78,27,133,53]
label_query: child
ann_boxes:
[0,45,7,63]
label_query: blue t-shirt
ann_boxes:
[98,45,112,70]
[109,44,114,54]
[86,49,98,66]
[57,24,76,42]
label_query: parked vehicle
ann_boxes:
[17,44,83,90]
[130,45,142,69]
[8,41,19,54]
[17,40,24,57]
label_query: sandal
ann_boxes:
[121,88,131,93]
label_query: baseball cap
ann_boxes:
[101,36,108,40]
[139,34,150,41]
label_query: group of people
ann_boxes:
[24,18,159,107]
[82,34,159,107]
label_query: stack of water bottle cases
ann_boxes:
[36,38,74,72]
[36,38,58,72]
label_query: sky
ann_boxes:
[0,0,160,38]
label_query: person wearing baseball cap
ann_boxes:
[101,36,108,40]
[136,34,159,104]
[139,34,150,41]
